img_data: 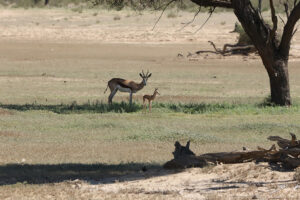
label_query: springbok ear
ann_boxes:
[186,140,190,149]
[175,141,181,148]
[139,73,143,77]
[148,73,152,78]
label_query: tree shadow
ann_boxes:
[0,162,178,186]
[0,101,141,114]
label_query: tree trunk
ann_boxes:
[267,58,291,105]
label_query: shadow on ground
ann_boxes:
[0,102,141,114]
[0,162,176,186]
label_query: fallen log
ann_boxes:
[189,41,257,57]
[164,134,300,170]
[206,41,256,56]
[268,132,300,149]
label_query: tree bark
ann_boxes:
[268,59,291,105]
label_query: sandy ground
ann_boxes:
[2,163,298,200]
[0,8,300,199]
[95,162,299,200]
[0,8,299,55]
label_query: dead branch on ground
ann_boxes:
[164,133,300,170]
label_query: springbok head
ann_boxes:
[155,88,160,95]
[139,70,152,86]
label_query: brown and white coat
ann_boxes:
[104,70,152,105]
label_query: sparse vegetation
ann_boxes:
[232,22,252,45]
[167,10,178,18]
[220,21,226,26]
[71,6,83,13]
[113,14,121,20]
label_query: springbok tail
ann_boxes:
[104,84,109,94]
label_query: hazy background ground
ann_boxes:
[0,6,300,200]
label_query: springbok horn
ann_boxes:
[142,70,145,76]
[146,70,149,76]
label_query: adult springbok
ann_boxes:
[104,70,152,105]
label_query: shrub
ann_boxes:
[232,22,253,45]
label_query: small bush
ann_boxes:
[232,22,253,45]
[167,10,178,18]
[71,6,83,13]
[113,15,121,20]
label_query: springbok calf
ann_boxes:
[143,88,160,112]
[104,70,152,105]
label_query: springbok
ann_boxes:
[143,88,160,112]
[104,70,152,105]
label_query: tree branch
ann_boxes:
[177,6,201,31]
[194,7,215,33]
[292,23,299,37]
[152,0,176,31]
[284,2,290,18]
[279,2,300,56]
[269,0,278,44]
[191,0,232,8]
[278,15,286,26]
[258,0,262,14]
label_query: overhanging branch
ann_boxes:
[269,0,278,44]
[191,0,233,8]
[194,7,215,33]
[152,0,176,31]
[177,6,202,31]
[279,2,300,56]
